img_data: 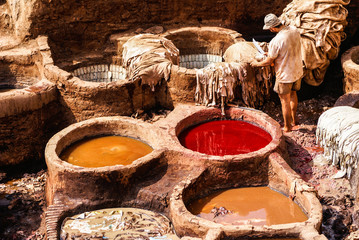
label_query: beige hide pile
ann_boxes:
[280,0,350,86]
[195,41,273,112]
[122,34,179,91]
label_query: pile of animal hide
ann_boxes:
[316,106,359,179]
[122,34,179,91]
[280,0,350,86]
[195,41,273,111]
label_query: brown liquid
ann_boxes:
[60,136,153,168]
[187,187,307,226]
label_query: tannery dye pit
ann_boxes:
[187,187,307,226]
[178,120,272,156]
[60,136,153,168]
[1,0,359,239]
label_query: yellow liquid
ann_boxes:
[61,136,153,168]
[187,187,308,226]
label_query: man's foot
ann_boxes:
[282,126,292,132]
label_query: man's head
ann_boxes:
[263,13,282,31]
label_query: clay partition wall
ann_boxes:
[0,37,62,166]
[44,105,325,239]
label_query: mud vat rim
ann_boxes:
[169,156,323,239]
[342,45,359,68]
[163,105,283,161]
[45,116,165,172]
[0,79,57,118]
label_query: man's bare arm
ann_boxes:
[250,56,275,68]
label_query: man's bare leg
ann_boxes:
[278,93,292,132]
[290,90,298,127]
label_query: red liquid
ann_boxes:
[178,120,272,156]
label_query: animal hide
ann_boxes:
[122,34,179,90]
[280,0,350,86]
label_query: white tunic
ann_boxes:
[268,25,303,83]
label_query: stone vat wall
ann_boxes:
[342,46,359,93]
[0,38,64,166]
[0,98,63,166]
[2,0,359,61]
[3,0,293,56]
[4,0,359,43]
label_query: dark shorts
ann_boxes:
[274,79,302,95]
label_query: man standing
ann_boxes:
[251,13,303,132]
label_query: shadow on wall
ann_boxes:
[26,0,294,56]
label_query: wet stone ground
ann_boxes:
[0,94,356,240]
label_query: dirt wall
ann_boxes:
[0,100,64,166]
[4,0,291,55]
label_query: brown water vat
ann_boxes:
[45,116,166,206]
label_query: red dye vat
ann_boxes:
[178,120,272,156]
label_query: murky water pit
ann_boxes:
[44,104,324,239]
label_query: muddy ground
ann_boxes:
[0,75,357,240]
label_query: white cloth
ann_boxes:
[268,25,303,83]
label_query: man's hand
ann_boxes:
[250,60,260,68]
[251,55,275,68]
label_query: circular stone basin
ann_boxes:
[60,135,153,168]
[178,119,272,156]
[73,64,126,82]
[0,85,17,93]
[45,116,165,205]
[168,105,283,160]
[187,186,307,226]
[0,83,33,92]
[341,46,359,93]
[162,27,243,102]
[61,207,179,239]
[163,27,242,70]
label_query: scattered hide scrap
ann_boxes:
[195,41,273,112]
[122,34,179,91]
[60,207,179,239]
[280,0,350,86]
